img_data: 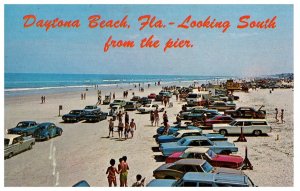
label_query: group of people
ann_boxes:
[275,108,285,123]
[150,109,160,127]
[40,96,46,104]
[123,91,129,98]
[106,156,145,187]
[80,92,86,100]
[108,111,137,140]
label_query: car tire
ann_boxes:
[165,176,175,179]
[219,129,227,136]
[58,130,62,136]
[253,130,262,136]
[8,152,13,159]
[28,144,33,150]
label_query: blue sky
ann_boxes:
[5,4,293,76]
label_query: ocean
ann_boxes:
[5,73,229,96]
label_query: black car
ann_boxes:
[62,110,85,122]
[84,111,108,122]
[139,97,151,105]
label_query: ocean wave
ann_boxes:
[5,85,93,92]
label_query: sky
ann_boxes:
[4,4,293,76]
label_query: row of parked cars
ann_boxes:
[5,121,63,159]
[146,122,256,187]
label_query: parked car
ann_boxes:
[148,93,157,99]
[72,180,91,187]
[62,110,85,122]
[84,111,108,122]
[224,106,266,119]
[156,130,227,144]
[7,121,38,136]
[204,115,234,127]
[137,104,164,113]
[147,172,256,187]
[130,96,141,102]
[124,101,141,111]
[138,97,152,105]
[5,134,35,159]
[156,125,202,135]
[83,105,101,113]
[33,122,63,141]
[153,159,243,180]
[166,147,243,169]
[208,101,236,111]
[160,136,238,156]
[186,92,210,106]
[181,109,220,121]
[109,99,126,108]
[213,119,272,136]
[103,95,111,105]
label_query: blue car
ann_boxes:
[156,130,227,144]
[160,136,238,156]
[7,121,38,136]
[33,122,63,141]
[147,172,256,187]
[156,125,202,135]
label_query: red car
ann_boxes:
[204,115,234,127]
[148,93,157,99]
[166,147,243,169]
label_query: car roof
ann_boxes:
[5,134,22,139]
[38,122,53,126]
[177,129,201,134]
[234,119,267,122]
[184,147,209,154]
[19,121,36,123]
[183,172,249,185]
[174,159,206,165]
[183,136,209,141]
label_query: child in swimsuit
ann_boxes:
[106,159,119,187]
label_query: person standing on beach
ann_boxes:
[43,96,46,103]
[150,111,155,126]
[132,174,145,187]
[117,111,123,122]
[81,93,83,100]
[124,122,129,140]
[154,109,159,127]
[275,108,279,122]
[125,112,129,124]
[108,118,114,137]
[106,159,119,187]
[83,93,86,100]
[118,121,124,139]
[281,109,285,123]
[113,92,115,100]
[130,119,136,138]
[41,96,43,104]
[119,156,129,187]
[163,111,168,126]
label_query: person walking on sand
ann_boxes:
[106,159,119,187]
[130,119,136,138]
[81,93,83,100]
[154,109,159,127]
[118,156,129,187]
[124,122,129,140]
[132,174,145,187]
[108,118,114,137]
[113,92,115,100]
[83,93,86,100]
[163,111,168,125]
[275,108,279,122]
[41,96,43,104]
[281,109,285,123]
[125,112,129,124]
[43,96,46,103]
[118,121,124,139]
[117,111,123,122]
[150,111,155,126]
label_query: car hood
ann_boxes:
[147,179,176,187]
[213,167,244,175]
[168,152,184,159]
[213,154,244,164]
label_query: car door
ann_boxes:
[48,124,55,137]
[231,121,243,134]
[243,121,253,134]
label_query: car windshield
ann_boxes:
[85,106,95,109]
[187,94,198,98]
[173,132,180,137]
[16,122,30,128]
[114,100,121,103]
[207,149,216,158]
[70,110,81,114]
[177,138,187,145]
[229,121,237,126]
[201,161,214,173]
[4,139,10,146]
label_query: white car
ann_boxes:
[213,119,272,136]
[137,104,164,113]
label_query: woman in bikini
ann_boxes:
[106,159,119,187]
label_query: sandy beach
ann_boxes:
[4,84,293,187]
